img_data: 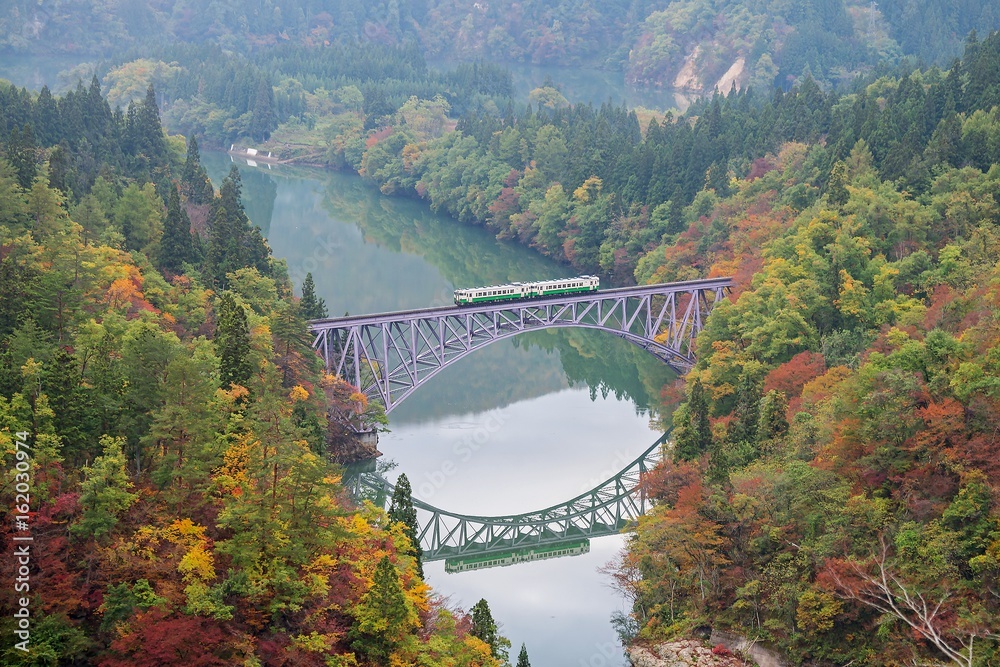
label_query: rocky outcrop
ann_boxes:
[326,429,381,464]
[709,630,788,667]
[627,640,754,667]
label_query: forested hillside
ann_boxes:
[0,79,506,666]
[609,35,1000,665]
[2,0,997,89]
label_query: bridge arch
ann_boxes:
[350,431,669,561]
[310,278,731,416]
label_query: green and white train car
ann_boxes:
[453,275,599,306]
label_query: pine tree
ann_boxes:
[517,643,531,667]
[206,167,271,287]
[388,473,424,579]
[471,599,510,663]
[159,184,194,273]
[299,273,328,320]
[674,377,712,461]
[215,292,253,392]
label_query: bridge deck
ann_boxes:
[308,277,734,329]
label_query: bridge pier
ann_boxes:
[325,417,381,464]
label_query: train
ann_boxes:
[453,275,599,306]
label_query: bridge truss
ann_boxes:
[310,278,731,415]
[350,432,668,561]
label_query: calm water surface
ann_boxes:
[204,153,674,665]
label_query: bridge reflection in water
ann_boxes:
[347,432,669,572]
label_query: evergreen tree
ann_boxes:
[388,473,423,579]
[47,142,73,196]
[757,390,789,442]
[159,184,194,273]
[299,272,328,320]
[827,160,850,206]
[214,291,253,391]
[206,202,238,288]
[34,85,61,146]
[516,643,531,667]
[137,84,167,167]
[43,348,96,465]
[728,372,762,445]
[7,124,37,190]
[181,135,215,204]
[471,599,510,663]
[674,377,712,461]
[349,555,418,665]
[249,77,276,142]
[206,166,272,288]
[71,435,139,540]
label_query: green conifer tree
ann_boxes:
[728,372,762,446]
[349,555,418,664]
[137,84,167,169]
[181,135,215,204]
[71,435,139,540]
[249,77,276,142]
[388,473,423,579]
[471,599,510,663]
[43,348,96,465]
[757,390,790,443]
[674,377,712,461]
[214,292,253,391]
[827,161,850,206]
[516,643,531,667]
[160,185,194,273]
[8,124,37,190]
[299,272,328,320]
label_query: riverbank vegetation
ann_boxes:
[0,80,503,665]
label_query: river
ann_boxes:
[203,152,674,666]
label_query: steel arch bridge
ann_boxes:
[349,432,668,561]
[310,278,731,415]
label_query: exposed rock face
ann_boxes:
[709,630,788,667]
[326,429,381,464]
[627,640,754,667]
